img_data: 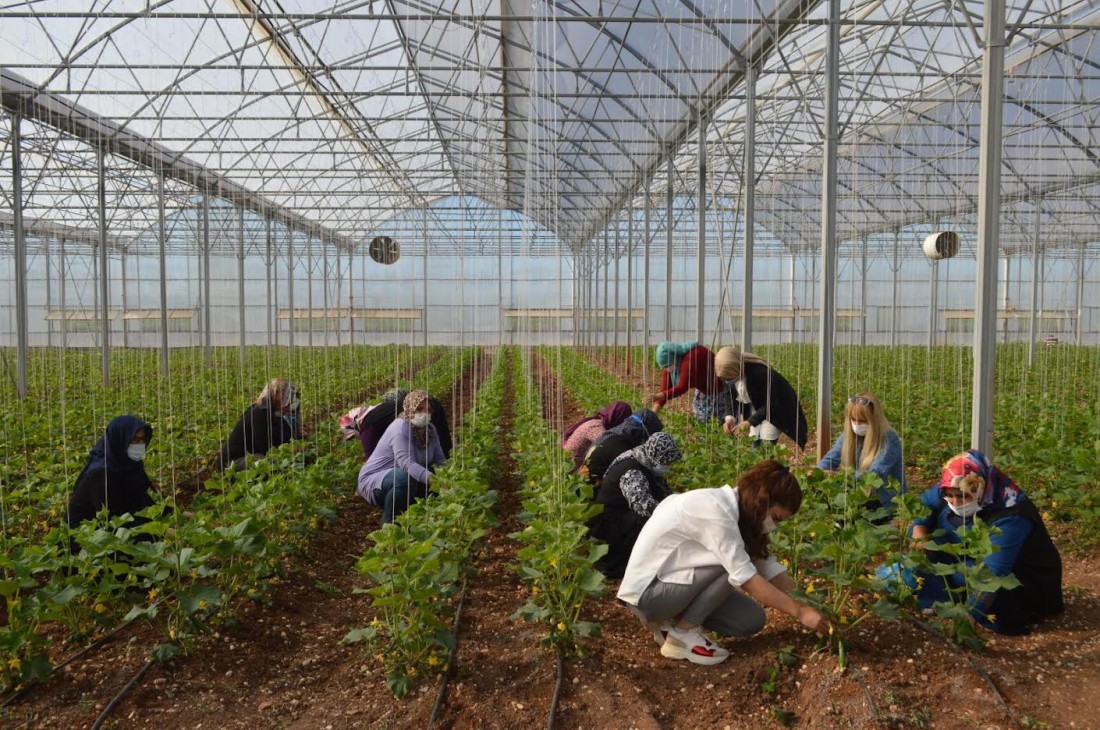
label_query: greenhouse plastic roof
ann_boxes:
[1,0,1098,254]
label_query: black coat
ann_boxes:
[67,467,155,529]
[588,457,670,578]
[218,403,299,469]
[729,362,809,448]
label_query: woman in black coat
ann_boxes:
[217,378,302,470]
[67,415,157,535]
[714,347,808,449]
[580,408,664,486]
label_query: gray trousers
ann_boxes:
[635,565,766,637]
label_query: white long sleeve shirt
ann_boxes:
[617,485,787,605]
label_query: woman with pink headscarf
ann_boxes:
[561,401,633,469]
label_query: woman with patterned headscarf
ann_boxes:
[352,388,453,462]
[356,389,448,523]
[217,378,301,470]
[643,341,723,422]
[588,432,683,578]
[883,450,1063,635]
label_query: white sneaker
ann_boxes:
[646,620,672,647]
[660,628,729,665]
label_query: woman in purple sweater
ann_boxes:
[356,390,447,523]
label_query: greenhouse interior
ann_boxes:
[1,2,1098,728]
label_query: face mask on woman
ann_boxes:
[946,500,981,519]
[410,413,431,429]
[761,515,778,534]
[651,463,671,477]
[851,422,869,437]
[127,443,147,462]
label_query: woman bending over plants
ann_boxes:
[817,392,906,511]
[561,400,632,469]
[713,346,808,449]
[356,390,447,524]
[67,415,159,546]
[588,432,682,578]
[217,377,302,471]
[643,341,722,422]
[580,407,663,487]
[617,460,828,665]
[883,450,1063,636]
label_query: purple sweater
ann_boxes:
[356,418,446,504]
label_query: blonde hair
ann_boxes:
[714,346,769,382]
[256,377,292,408]
[841,391,891,471]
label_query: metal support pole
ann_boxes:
[10,114,28,397]
[202,197,212,364]
[927,259,939,351]
[603,230,610,350]
[666,148,674,341]
[614,222,621,354]
[97,146,111,387]
[423,208,429,348]
[44,235,52,349]
[627,208,634,373]
[238,206,246,366]
[741,64,757,354]
[860,238,868,346]
[643,186,651,386]
[1027,206,1041,366]
[265,218,273,351]
[322,240,331,347]
[120,250,129,349]
[971,0,1006,457]
[158,172,170,376]
[498,208,504,348]
[788,252,796,344]
[1075,242,1086,345]
[288,227,295,349]
[890,231,900,347]
[306,239,315,348]
[696,113,707,343]
[816,0,840,461]
[59,235,67,348]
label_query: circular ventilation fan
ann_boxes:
[368,235,400,265]
[922,231,960,260]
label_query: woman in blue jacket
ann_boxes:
[900,450,1063,635]
[817,392,905,511]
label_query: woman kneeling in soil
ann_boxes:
[588,432,682,578]
[356,390,447,524]
[617,460,828,665]
[884,450,1063,635]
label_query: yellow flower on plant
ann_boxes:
[197,599,208,610]
[93,603,107,614]
[839,616,848,625]
[428,655,439,667]
[370,618,382,628]
[8,658,21,671]
[169,629,177,639]
[147,588,158,601]
[988,614,997,623]
[806,584,815,594]
[408,667,417,677]
[557,622,567,632]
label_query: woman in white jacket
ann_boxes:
[617,460,828,665]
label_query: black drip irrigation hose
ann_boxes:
[427,574,471,729]
[0,600,164,710]
[546,646,565,730]
[908,617,1022,729]
[847,664,885,727]
[90,656,156,730]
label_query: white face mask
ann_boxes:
[946,499,981,519]
[410,413,431,428]
[284,397,300,412]
[851,422,869,437]
[761,515,778,534]
[651,463,671,476]
[127,443,147,462]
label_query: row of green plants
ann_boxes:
[0,346,446,693]
[345,349,500,698]
[0,345,443,542]
[511,348,607,656]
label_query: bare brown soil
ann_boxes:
[7,347,1100,730]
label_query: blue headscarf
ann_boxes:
[655,341,699,386]
[79,415,153,481]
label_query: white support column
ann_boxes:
[202,197,212,364]
[741,63,757,354]
[614,221,621,353]
[158,172,170,376]
[815,0,840,461]
[627,208,634,373]
[97,146,111,387]
[603,230,610,350]
[59,235,67,348]
[890,231,900,347]
[238,205,246,366]
[927,259,939,351]
[666,148,674,341]
[696,113,708,343]
[1027,205,1041,366]
[1075,242,1086,345]
[971,0,1006,457]
[10,113,28,397]
[423,208,429,348]
[306,238,315,348]
[643,186,651,386]
[322,240,331,348]
[265,218,273,351]
[288,227,295,349]
[860,238,868,346]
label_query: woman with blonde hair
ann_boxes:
[816,392,905,509]
[217,377,302,470]
[714,347,808,449]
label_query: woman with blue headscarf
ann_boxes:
[643,341,722,422]
[67,415,158,532]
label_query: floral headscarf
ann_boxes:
[401,390,432,448]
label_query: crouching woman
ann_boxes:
[617,460,827,665]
